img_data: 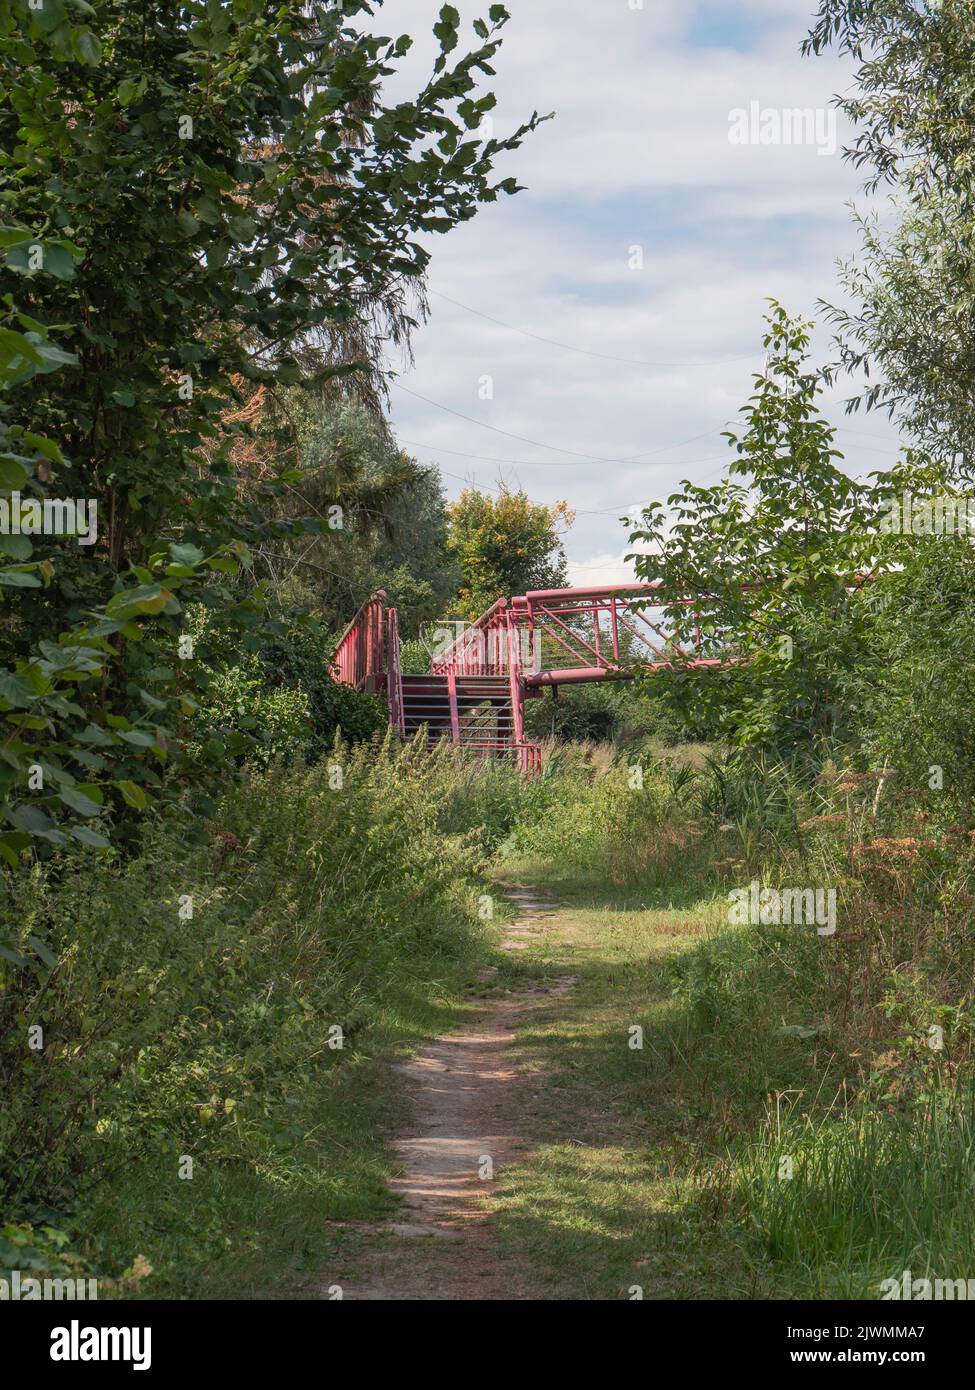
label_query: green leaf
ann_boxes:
[56,785,102,817]
[0,536,34,561]
[206,240,230,269]
[70,825,111,849]
[168,542,204,568]
[7,242,78,280]
[20,432,64,463]
[0,832,30,866]
[195,195,222,225]
[0,672,41,707]
[32,343,78,375]
[227,214,256,242]
[76,723,115,747]
[0,457,33,490]
[0,944,31,968]
[71,27,101,66]
[0,568,41,588]
[0,227,32,249]
[10,804,62,839]
[0,533,32,561]
[105,583,172,619]
[0,328,43,374]
[115,779,149,810]
[26,934,57,969]
[115,729,157,748]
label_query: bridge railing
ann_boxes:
[430,597,512,676]
[335,583,719,693]
[332,589,406,733]
[332,589,391,691]
[428,583,701,683]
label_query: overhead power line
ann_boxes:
[401,437,732,470]
[394,382,734,464]
[429,288,762,369]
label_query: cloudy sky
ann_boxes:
[376,0,900,587]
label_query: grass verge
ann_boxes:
[483,855,975,1300]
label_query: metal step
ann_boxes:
[400,670,515,750]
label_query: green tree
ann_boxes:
[852,541,975,817]
[822,195,975,469]
[256,395,459,634]
[0,0,543,855]
[806,1,975,470]
[793,0,975,809]
[629,303,875,760]
[446,484,571,619]
[371,461,460,637]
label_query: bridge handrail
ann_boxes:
[429,583,695,680]
[333,579,731,690]
[521,581,663,602]
[430,596,510,676]
[332,589,390,689]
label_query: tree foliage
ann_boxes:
[806,1,975,468]
[0,0,542,861]
[446,483,571,620]
[629,303,876,758]
[822,196,975,468]
[256,395,459,634]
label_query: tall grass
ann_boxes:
[653,750,975,1292]
[504,742,975,1293]
[733,1090,975,1295]
[499,742,722,890]
[6,731,973,1297]
[0,734,515,1292]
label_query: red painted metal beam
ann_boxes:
[523,582,662,601]
[526,657,724,687]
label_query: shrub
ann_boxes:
[397,638,431,676]
[256,618,388,756]
[193,660,312,765]
[0,740,489,1246]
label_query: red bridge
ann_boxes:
[332,584,718,771]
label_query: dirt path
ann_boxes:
[325,886,573,1300]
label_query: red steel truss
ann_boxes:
[431,583,722,685]
[332,583,719,771]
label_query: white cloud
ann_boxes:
[566,549,641,589]
[373,0,903,582]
